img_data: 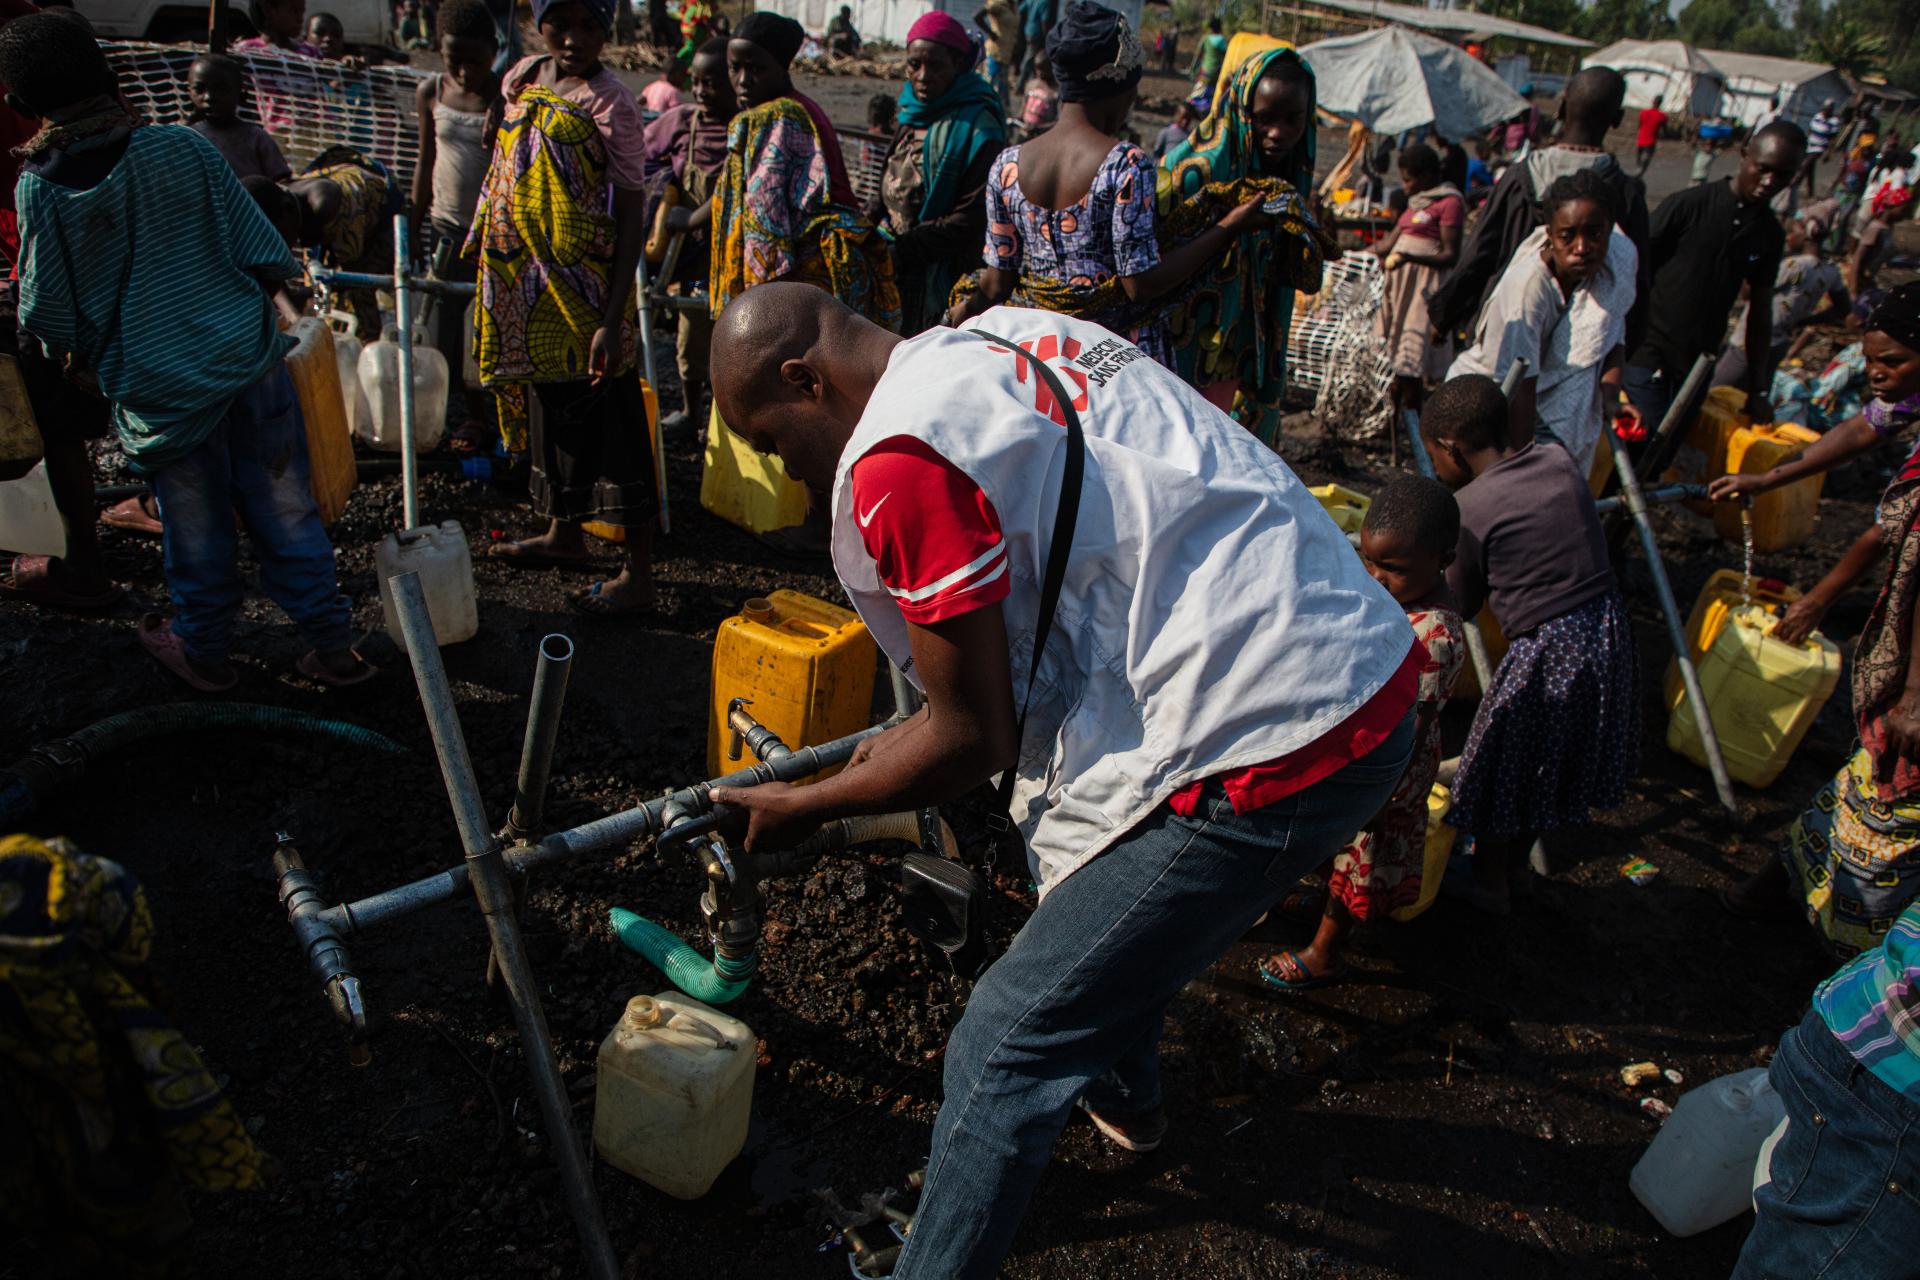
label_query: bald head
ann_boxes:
[709,282,903,490]
[1561,66,1625,143]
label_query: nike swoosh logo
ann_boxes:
[858,492,892,528]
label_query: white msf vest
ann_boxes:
[830,307,1413,895]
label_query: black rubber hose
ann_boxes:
[0,703,407,827]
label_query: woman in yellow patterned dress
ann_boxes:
[470,0,659,617]
[706,11,898,552]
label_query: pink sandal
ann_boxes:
[137,613,238,692]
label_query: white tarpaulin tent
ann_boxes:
[1698,49,1850,130]
[1584,39,1722,118]
[1303,26,1528,140]
[763,0,1142,48]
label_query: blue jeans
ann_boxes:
[1732,1008,1920,1279]
[893,712,1415,1279]
[150,365,351,666]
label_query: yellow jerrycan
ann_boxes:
[707,590,877,779]
[701,406,811,534]
[583,379,661,543]
[1667,604,1841,788]
[284,317,357,524]
[1389,784,1457,923]
[1664,385,1748,515]
[1714,423,1823,553]
[1665,569,1802,706]
[1452,607,1509,700]
[1309,483,1370,537]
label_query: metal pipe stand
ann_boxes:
[390,572,621,1280]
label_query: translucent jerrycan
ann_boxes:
[0,459,65,557]
[356,328,449,452]
[593,994,754,1200]
[376,519,478,649]
[333,329,369,442]
[1667,604,1840,788]
[1629,1067,1784,1237]
[1664,569,1801,706]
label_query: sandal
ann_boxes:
[295,648,378,687]
[487,538,593,569]
[447,420,495,457]
[137,613,238,692]
[0,555,124,612]
[1256,950,1344,992]
[102,494,163,537]
[569,580,657,619]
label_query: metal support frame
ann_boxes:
[1605,428,1741,819]
[389,573,621,1280]
[392,216,421,532]
[507,633,575,840]
[634,254,672,534]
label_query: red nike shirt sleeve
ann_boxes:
[851,436,1012,625]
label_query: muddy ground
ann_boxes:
[2,347,1877,1280]
[1,57,1895,1280]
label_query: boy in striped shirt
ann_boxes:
[4,13,371,691]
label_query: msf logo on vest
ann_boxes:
[989,334,1092,427]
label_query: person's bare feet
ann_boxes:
[572,566,658,617]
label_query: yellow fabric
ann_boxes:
[0,834,268,1206]
[1212,32,1290,109]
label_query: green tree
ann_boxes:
[1578,0,1676,45]
[1675,0,1786,50]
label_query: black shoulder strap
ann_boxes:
[968,327,1086,841]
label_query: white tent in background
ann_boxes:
[1697,49,1850,130]
[1584,39,1723,118]
[758,0,1143,48]
[1303,26,1528,140]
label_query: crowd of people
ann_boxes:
[5,0,1920,1274]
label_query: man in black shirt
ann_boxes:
[1622,122,1806,429]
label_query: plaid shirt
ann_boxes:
[1815,902,1920,1100]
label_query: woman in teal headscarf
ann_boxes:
[867,11,1006,333]
[1161,44,1323,445]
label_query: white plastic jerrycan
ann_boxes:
[1629,1067,1786,1237]
[0,459,65,557]
[376,520,478,649]
[356,328,449,453]
[593,993,755,1200]
[333,330,370,442]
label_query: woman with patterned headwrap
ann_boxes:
[1159,41,1324,444]
[868,10,1006,335]
[470,0,659,617]
[1713,283,1920,955]
[706,10,899,550]
[948,1,1283,368]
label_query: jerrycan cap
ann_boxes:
[622,995,663,1030]
[742,598,775,625]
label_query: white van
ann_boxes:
[74,0,393,50]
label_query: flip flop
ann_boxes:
[137,613,238,692]
[102,494,163,536]
[0,555,124,612]
[1256,950,1344,992]
[295,649,379,688]
[487,539,594,569]
[447,420,495,457]
[569,580,657,619]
